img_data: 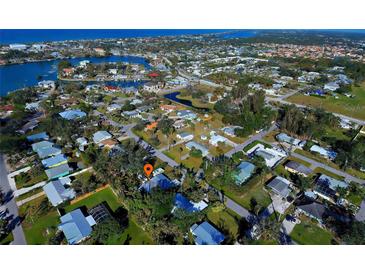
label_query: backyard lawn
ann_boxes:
[287,82,365,120]
[290,220,334,245]
[210,173,272,212]
[65,186,121,213]
[206,206,239,238]
[19,196,59,245]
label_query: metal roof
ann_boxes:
[59,209,92,244]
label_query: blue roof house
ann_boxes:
[26,132,49,142]
[190,221,225,245]
[41,154,68,168]
[59,109,86,120]
[173,193,208,213]
[234,161,255,185]
[58,209,93,244]
[140,173,176,193]
[45,163,71,180]
[32,140,54,152]
[37,146,62,159]
[43,180,76,206]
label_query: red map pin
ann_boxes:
[144,164,154,178]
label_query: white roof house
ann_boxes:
[209,134,228,147]
[324,82,340,92]
[186,141,209,157]
[93,131,112,144]
[249,144,286,168]
[176,132,194,142]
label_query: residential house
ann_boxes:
[172,193,208,213]
[76,137,88,151]
[296,202,327,223]
[58,209,95,244]
[209,134,229,147]
[310,145,337,160]
[139,173,177,193]
[37,146,62,159]
[267,176,292,198]
[59,109,86,120]
[284,161,313,177]
[176,132,194,142]
[314,174,349,203]
[43,179,76,206]
[222,126,242,137]
[234,161,255,185]
[276,133,305,147]
[177,110,197,120]
[93,131,112,144]
[41,154,68,169]
[249,144,286,168]
[122,110,141,119]
[26,132,49,143]
[190,221,225,245]
[324,82,340,92]
[99,139,118,149]
[143,82,160,92]
[145,121,158,131]
[45,163,71,180]
[107,103,122,112]
[160,104,177,113]
[186,141,209,157]
[32,140,54,152]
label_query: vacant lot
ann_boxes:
[290,220,334,245]
[287,82,365,120]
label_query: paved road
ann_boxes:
[291,151,365,185]
[225,123,278,157]
[0,154,27,245]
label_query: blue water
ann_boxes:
[164,91,209,111]
[0,55,151,96]
[0,29,231,44]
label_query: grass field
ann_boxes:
[65,187,121,213]
[19,196,59,245]
[290,220,334,245]
[287,82,365,120]
[206,206,239,238]
[210,173,272,212]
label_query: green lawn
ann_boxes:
[206,206,239,238]
[19,196,60,245]
[65,187,154,245]
[290,220,334,245]
[210,174,272,212]
[65,187,121,213]
[106,219,154,245]
[287,82,365,120]
[313,167,345,180]
[0,233,14,245]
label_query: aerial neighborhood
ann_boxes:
[1,29,365,245]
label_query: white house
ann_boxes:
[176,132,194,142]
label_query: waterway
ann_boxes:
[0,55,151,96]
[163,91,210,111]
